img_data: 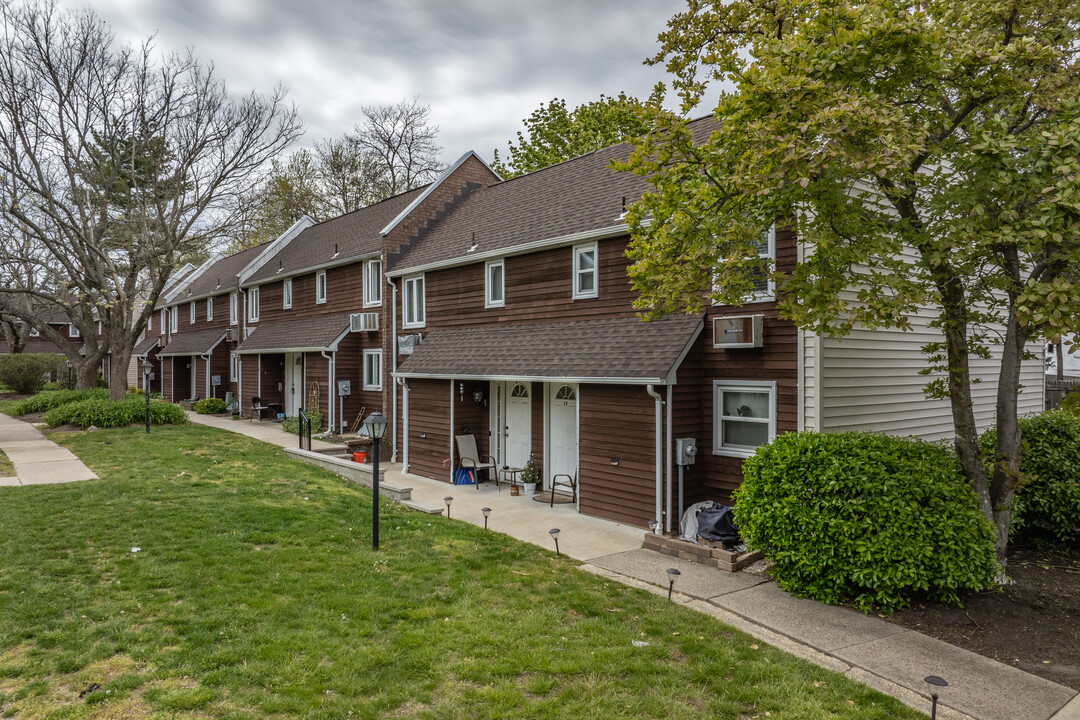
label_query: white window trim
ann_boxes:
[316,270,327,305]
[190,301,196,325]
[29,326,39,337]
[160,309,167,335]
[69,323,80,338]
[283,278,292,309]
[403,274,426,329]
[147,314,152,332]
[363,349,383,390]
[169,307,178,334]
[714,224,777,305]
[207,297,213,322]
[230,292,238,325]
[230,353,239,382]
[248,286,260,322]
[363,259,382,308]
[572,242,599,300]
[485,259,505,309]
[713,380,777,459]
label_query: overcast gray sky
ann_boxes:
[78,0,689,165]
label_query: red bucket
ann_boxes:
[353,451,368,464]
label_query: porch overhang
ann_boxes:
[394,315,704,386]
[158,329,228,358]
[233,313,352,355]
[133,335,161,358]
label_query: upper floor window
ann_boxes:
[207,297,214,322]
[713,380,776,458]
[190,301,196,324]
[486,259,505,308]
[230,292,238,325]
[248,286,260,322]
[363,260,382,307]
[573,243,598,300]
[147,313,152,332]
[363,349,382,390]
[97,320,102,335]
[316,270,327,304]
[170,307,178,333]
[403,274,425,329]
[69,323,80,338]
[160,309,167,334]
[29,326,39,337]
[715,224,776,304]
[283,278,293,309]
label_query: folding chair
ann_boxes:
[455,434,497,490]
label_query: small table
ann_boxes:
[499,466,524,492]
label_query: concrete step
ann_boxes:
[283,448,411,502]
[401,500,444,515]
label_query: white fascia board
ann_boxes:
[163,254,221,305]
[238,215,316,284]
[663,318,705,385]
[386,224,630,278]
[392,370,665,385]
[162,263,196,293]
[379,151,500,237]
[234,345,334,355]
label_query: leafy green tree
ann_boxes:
[622,0,1080,569]
[231,150,326,251]
[493,93,653,178]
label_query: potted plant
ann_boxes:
[521,458,540,496]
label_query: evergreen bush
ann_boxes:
[193,397,227,414]
[735,431,999,611]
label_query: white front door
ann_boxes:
[547,383,579,491]
[505,382,532,469]
[285,353,303,416]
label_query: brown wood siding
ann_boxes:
[452,382,490,476]
[253,261,368,325]
[162,357,174,401]
[303,353,330,419]
[578,384,657,526]
[672,344,708,509]
[406,379,453,483]
[240,356,260,412]
[209,348,231,400]
[530,382,544,478]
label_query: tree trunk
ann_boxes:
[109,340,133,401]
[988,311,1028,569]
[75,360,98,390]
[1057,342,1065,381]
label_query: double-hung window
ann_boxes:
[169,307,178,333]
[316,270,327,304]
[363,349,382,390]
[160,309,167,334]
[363,260,382,307]
[248,286,260,322]
[403,274,425,328]
[283,278,293,309]
[69,323,80,338]
[573,243,598,299]
[207,297,213,322]
[190,301,196,324]
[230,353,239,382]
[715,224,777,304]
[713,380,777,457]
[230,292,238,325]
[485,259,505,308]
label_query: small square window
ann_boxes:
[573,243,598,299]
[316,271,327,305]
[283,278,293,309]
[486,259,505,308]
[713,381,777,458]
[363,350,382,390]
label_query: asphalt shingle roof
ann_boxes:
[233,312,353,354]
[158,328,229,357]
[395,314,703,383]
[177,243,272,302]
[133,334,161,357]
[246,188,427,285]
[388,116,719,274]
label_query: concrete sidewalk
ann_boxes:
[0,412,97,486]
[185,412,1079,720]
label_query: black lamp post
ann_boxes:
[481,507,491,530]
[363,411,388,550]
[666,568,681,601]
[924,676,948,720]
[142,360,152,433]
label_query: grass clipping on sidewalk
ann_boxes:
[0,425,919,720]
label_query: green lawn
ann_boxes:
[0,424,922,719]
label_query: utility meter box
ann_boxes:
[676,438,698,465]
[337,380,351,397]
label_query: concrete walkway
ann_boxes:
[185,412,1078,720]
[0,413,97,486]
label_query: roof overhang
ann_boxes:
[158,330,229,358]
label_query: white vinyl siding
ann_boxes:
[364,260,382,307]
[316,270,327,304]
[283,278,293,309]
[363,349,382,390]
[403,274,425,329]
[573,243,598,299]
[248,286,260,322]
[485,259,504,308]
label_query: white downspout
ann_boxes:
[646,384,664,533]
[449,380,455,483]
[666,384,673,534]
[397,376,410,471]
[202,354,211,398]
[322,350,334,433]
[388,276,398,462]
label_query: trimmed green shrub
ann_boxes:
[1058,390,1080,417]
[735,431,999,612]
[10,388,108,415]
[282,412,323,435]
[43,397,188,429]
[193,397,227,414]
[982,411,1080,547]
[0,354,66,394]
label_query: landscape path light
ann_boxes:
[924,675,948,720]
[549,528,560,555]
[481,507,491,530]
[666,567,681,601]
[142,360,152,434]
[444,496,453,518]
[362,411,388,551]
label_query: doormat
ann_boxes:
[532,492,574,504]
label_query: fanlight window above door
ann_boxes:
[555,385,576,401]
[511,383,529,398]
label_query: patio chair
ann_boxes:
[249,396,271,422]
[550,472,578,507]
[455,434,496,490]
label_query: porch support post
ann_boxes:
[666,384,673,534]
[646,385,664,533]
[398,377,410,472]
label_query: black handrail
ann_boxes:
[298,408,311,450]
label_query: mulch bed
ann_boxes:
[888,546,1080,690]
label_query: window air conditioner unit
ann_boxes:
[713,314,764,349]
[350,312,379,332]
